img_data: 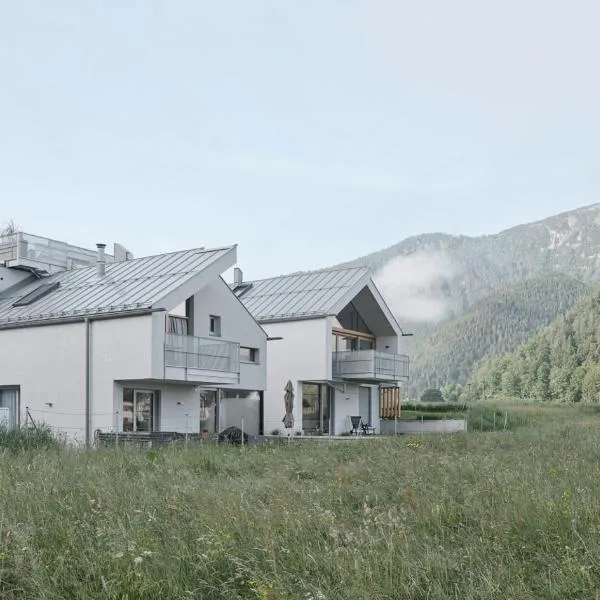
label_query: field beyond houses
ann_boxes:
[2,405,600,599]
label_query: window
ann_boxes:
[122,389,159,432]
[0,387,19,428]
[167,315,189,335]
[332,328,376,352]
[209,315,221,337]
[240,347,259,363]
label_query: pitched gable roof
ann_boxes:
[0,246,235,327]
[233,267,371,322]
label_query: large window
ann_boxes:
[219,390,261,436]
[0,387,19,428]
[332,328,376,352]
[302,383,331,434]
[122,389,160,432]
[337,302,372,334]
[167,315,189,335]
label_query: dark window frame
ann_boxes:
[239,346,259,363]
[209,315,222,337]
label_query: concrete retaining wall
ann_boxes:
[380,418,467,435]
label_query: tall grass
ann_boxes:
[2,407,600,598]
[0,425,61,452]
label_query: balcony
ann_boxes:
[164,333,240,385]
[332,350,409,383]
[0,232,113,274]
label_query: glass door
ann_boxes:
[122,389,157,432]
[134,391,155,432]
[320,385,331,434]
[199,389,218,432]
[359,386,372,424]
[302,384,331,434]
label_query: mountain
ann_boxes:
[410,274,589,391]
[336,203,600,392]
[467,286,600,403]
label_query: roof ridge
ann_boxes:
[120,244,236,263]
[242,265,368,285]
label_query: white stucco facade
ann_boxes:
[191,278,267,393]
[262,317,387,436]
[0,316,154,442]
[262,318,330,434]
[0,279,267,442]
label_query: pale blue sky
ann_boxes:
[1,0,598,279]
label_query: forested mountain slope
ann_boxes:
[410,274,589,391]
[468,287,600,403]
[335,203,600,392]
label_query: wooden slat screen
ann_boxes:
[379,386,401,418]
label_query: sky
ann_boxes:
[0,0,598,279]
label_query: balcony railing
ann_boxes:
[165,333,240,380]
[332,350,409,382]
[0,232,113,273]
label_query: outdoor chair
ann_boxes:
[360,419,376,435]
[350,415,361,436]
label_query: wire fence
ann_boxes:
[21,406,251,448]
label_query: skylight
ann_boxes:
[12,282,61,307]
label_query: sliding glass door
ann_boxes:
[122,389,159,432]
[302,383,331,434]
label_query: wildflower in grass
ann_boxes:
[0,551,7,560]
[248,579,276,600]
[134,556,143,565]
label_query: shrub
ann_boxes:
[401,403,469,414]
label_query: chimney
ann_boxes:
[96,243,106,277]
[234,267,243,286]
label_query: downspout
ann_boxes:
[85,316,91,447]
[85,243,105,446]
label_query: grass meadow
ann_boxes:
[2,404,600,599]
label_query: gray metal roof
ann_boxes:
[233,267,370,322]
[0,246,234,326]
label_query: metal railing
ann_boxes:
[165,333,240,374]
[0,232,113,271]
[332,350,409,381]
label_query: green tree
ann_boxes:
[501,365,521,397]
[441,382,462,403]
[581,365,600,403]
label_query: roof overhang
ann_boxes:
[0,307,163,331]
[258,314,330,325]
[153,245,237,311]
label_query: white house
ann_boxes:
[232,266,409,435]
[0,232,266,443]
